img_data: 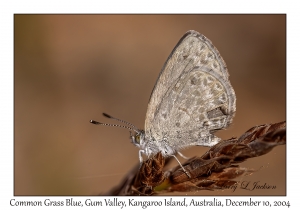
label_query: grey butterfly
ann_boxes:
[91,30,236,177]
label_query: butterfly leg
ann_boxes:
[171,155,191,178]
[177,151,189,159]
[138,150,145,169]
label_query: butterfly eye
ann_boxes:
[135,134,140,144]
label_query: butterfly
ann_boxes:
[91,30,236,177]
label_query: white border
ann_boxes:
[1,0,298,209]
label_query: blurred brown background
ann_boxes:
[14,15,286,195]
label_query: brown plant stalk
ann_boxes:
[105,121,286,195]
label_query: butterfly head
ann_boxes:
[131,130,146,149]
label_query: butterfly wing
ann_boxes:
[144,30,236,151]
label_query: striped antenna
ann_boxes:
[102,113,139,131]
[90,119,140,134]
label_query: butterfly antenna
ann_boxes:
[90,120,140,133]
[102,113,139,131]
